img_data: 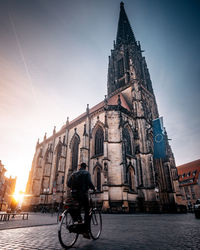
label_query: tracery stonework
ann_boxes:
[25,2,179,212]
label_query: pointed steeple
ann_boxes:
[108,2,153,97]
[116,2,136,46]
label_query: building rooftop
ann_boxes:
[177,159,200,186]
[38,91,131,147]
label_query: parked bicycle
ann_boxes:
[58,192,102,249]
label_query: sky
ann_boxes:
[0,0,200,193]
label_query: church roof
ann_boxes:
[108,92,131,111]
[116,2,136,46]
[68,92,131,127]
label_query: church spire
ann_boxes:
[116,2,136,46]
[107,2,154,97]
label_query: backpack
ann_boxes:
[70,171,82,190]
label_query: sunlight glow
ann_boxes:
[13,192,24,203]
[12,191,32,203]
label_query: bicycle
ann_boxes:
[58,192,102,249]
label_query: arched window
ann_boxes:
[94,127,104,156]
[71,136,79,171]
[57,142,62,158]
[97,168,101,191]
[117,58,124,78]
[56,142,62,172]
[123,127,132,155]
[45,149,52,164]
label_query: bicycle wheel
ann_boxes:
[89,209,102,240]
[58,210,78,249]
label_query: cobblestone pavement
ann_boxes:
[0,213,57,230]
[0,213,200,249]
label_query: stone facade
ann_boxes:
[25,2,179,212]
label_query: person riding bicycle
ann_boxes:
[67,162,95,239]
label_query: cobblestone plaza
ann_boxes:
[0,213,199,249]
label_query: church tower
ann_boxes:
[108,2,154,98]
[105,2,178,211]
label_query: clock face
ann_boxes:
[155,133,163,143]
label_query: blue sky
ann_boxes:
[0,0,199,192]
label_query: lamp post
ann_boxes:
[155,187,159,200]
[43,188,49,212]
[61,176,64,207]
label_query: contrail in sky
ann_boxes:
[8,12,38,105]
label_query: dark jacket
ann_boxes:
[67,168,95,194]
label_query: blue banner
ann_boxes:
[153,117,166,159]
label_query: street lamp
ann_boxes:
[155,187,159,200]
[43,188,49,212]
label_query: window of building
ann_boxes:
[45,150,52,164]
[58,158,65,172]
[57,142,62,158]
[71,136,79,171]
[62,175,65,184]
[187,172,191,177]
[123,127,132,155]
[193,170,197,176]
[94,127,104,156]
[56,142,63,172]
[117,58,124,78]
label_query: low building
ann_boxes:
[0,160,17,211]
[177,159,200,209]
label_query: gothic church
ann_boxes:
[26,2,179,212]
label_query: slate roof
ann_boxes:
[39,92,131,146]
[68,92,131,127]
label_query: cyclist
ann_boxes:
[67,162,95,239]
